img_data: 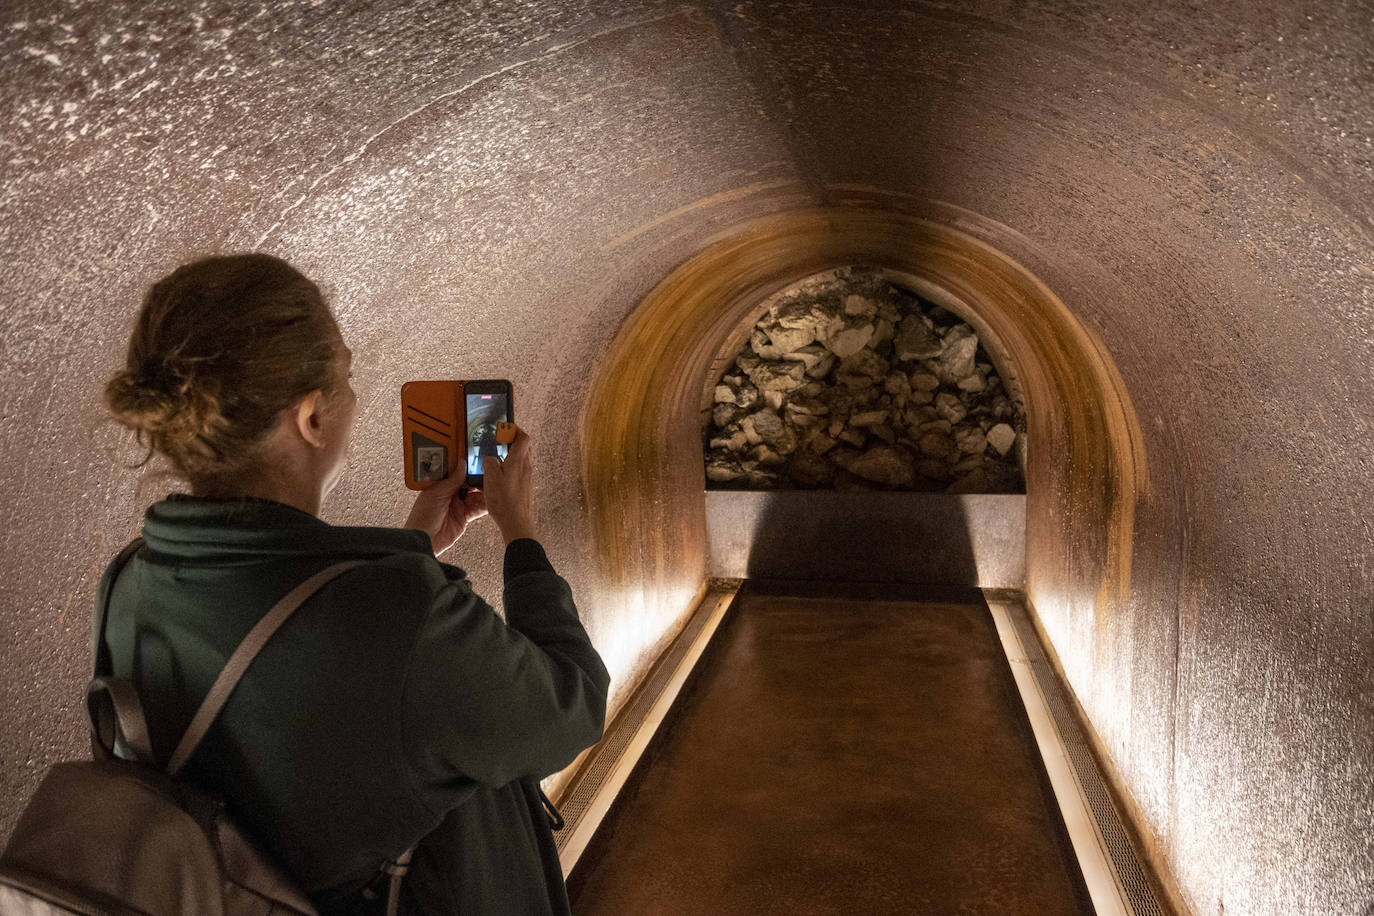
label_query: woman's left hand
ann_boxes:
[404,472,488,556]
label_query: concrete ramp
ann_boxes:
[567,582,1091,915]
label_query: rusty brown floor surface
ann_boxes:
[566,582,1093,915]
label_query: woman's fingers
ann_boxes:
[480,425,537,543]
[505,426,531,464]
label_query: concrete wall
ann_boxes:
[2,3,1369,914]
[704,492,1027,586]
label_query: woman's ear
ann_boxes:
[293,389,329,448]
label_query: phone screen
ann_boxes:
[465,390,511,476]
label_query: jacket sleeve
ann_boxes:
[401,539,610,797]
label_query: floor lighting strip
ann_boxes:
[986,595,1168,916]
[553,582,740,877]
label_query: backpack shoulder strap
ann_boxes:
[165,559,368,777]
[92,537,147,678]
[88,538,147,760]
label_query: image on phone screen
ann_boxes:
[466,391,510,476]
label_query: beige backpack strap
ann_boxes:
[384,847,415,916]
[166,560,367,777]
[86,676,155,764]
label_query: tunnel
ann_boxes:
[1,2,1371,914]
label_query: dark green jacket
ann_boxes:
[96,494,610,915]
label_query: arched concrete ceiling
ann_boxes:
[1,3,1370,913]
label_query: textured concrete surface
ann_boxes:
[567,584,1093,914]
[704,491,1026,586]
[1,2,1371,914]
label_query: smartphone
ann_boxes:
[401,380,465,490]
[463,379,514,488]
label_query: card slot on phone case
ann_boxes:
[401,380,466,490]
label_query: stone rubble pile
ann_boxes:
[704,269,1026,493]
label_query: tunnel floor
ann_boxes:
[566,582,1093,915]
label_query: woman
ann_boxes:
[99,253,610,914]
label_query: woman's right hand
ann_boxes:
[482,425,538,544]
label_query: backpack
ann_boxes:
[0,537,416,916]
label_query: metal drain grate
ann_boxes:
[1007,601,1168,916]
[554,585,736,853]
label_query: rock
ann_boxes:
[876,299,902,323]
[819,316,875,358]
[901,406,927,429]
[706,458,747,482]
[807,351,837,379]
[893,316,942,361]
[740,414,763,446]
[805,429,837,453]
[909,372,940,391]
[908,388,934,406]
[712,403,741,427]
[919,419,953,435]
[763,390,785,410]
[750,444,787,467]
[883,372,911,397]
[796,381,825,398]
[957,372,986,393]
[849,409,889,428]
[869,424,896,445]
[918,431,956,459]
[748,409,796,454]
[954,426,987,455]
[746,470,780,488]
[835,445,916,487]
[708,428,750,452]
[991,395,1012,419]
[838,427,867,447]
[827,418,844,437]
[935,392,967,425]
[735,352,761,374]
[951,453,986,474]
[713,376,758,409]
[745,360,808,393]
[750,328,782,359]
[836,349,890,389]
[987,423,1017,455]
[937,325,979,380]
[843,294,878,318]
[783,343,837,378]
[787,397,829,418]
[772,297,840,335]
[766,324,815,355]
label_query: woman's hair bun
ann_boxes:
[104,253,339,484]
[105,354,226,449]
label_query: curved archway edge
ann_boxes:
[582,202,1146,648]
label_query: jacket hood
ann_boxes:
[140,493,432,563]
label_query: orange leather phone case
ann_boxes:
[401,380,465,490]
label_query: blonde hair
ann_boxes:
[105,253,341,488]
